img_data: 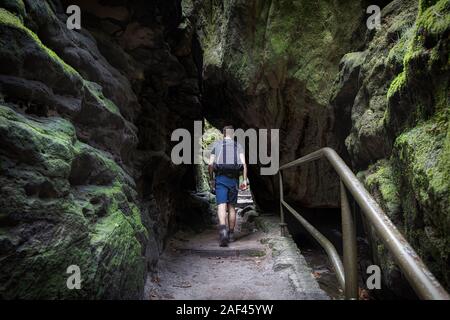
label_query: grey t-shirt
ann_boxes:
[211,139,244,164]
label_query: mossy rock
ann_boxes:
[363,159,402,221]
[0,104,150,299]
[0,8,83,95]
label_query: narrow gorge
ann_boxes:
[0,0,448,299]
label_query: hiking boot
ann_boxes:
[219,225,228,247]
[228,230,235,243]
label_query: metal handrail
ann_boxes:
[278,147,449,300]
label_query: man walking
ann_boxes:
[209,125,248,247]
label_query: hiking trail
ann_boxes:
[144,190,329,300]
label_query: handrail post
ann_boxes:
[279,171,287,237]
[340,180,358,300]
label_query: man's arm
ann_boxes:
[239,152,248,190]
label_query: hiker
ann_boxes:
[208,125,248,247]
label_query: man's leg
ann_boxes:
[227,176,238,242]
[217,203,229,246]
[227,203,236,242]
[217,203,228,225]
[227,204,237,231]
[215,178,230,247]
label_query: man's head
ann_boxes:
[223,125,234,138]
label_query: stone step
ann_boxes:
[238,194,253,198]
[174,247,265,257]
[169,229,266,258]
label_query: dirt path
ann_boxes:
[145,208,329,300]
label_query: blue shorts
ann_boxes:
[215,175,238,205]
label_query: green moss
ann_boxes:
[387,27,415,67]
[387,0,449,102]
[91,205,131,245]
[0,107,147,299]
[0,7,23,27]
[199,0,364,105]
[84,81,122,116]
[417,0,450,35]
[365,159,402,219]
[73,141,132,186]
[197,120,221,191]
[387,71,407,100]
[0,103,76,143]
[433,81,449,113]
[202,120,221,149]
[0,104,76,178]
[357,0,450,291]
[394,110,449,222]
[0,8,79,77]
[87,181,148,297]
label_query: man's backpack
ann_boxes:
[213,140,243,177]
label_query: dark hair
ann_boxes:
[223,125,234,135]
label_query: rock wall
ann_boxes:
[333,0,449,296]
[0,0,202,299]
